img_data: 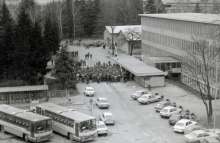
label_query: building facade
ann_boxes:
[140,13,220,97]
[162,0,220,13]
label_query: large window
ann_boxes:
[79,119,96,132]
[34,120,52,133]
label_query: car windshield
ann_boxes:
[162,109,169,113]
[105,114,113,120]
[97,123,105,128]
[99,98,107,102]
[86,88,94,91]
[170,114,180,120]
[79,119,96,132]
[176,122,185,127]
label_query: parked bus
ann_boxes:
[35,103,97,142]
[0,104,52,142]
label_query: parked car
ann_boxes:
[137,93,153,104]
[144,93,164,104]
[169,113,182,126]
[130,90,149,100]
[184,124,204,135]
[96,121,108,136]
[173,119,197,133]
[100,112,115,125]
[184,130,216,143]
[154,99,172,112]
[83,86,95,97]
[160,106,182,118]
[169,110,197,126]
[200,136,220,143]
[96,97,110,109]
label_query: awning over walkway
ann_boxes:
[0,85,48,93]
[113,55,165,77]
[146,56,180,63]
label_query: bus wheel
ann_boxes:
[0,125,4,133]
[23,134,28,142]
[68,133,73,140]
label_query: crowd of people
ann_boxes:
[76,61,126,83]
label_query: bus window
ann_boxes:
[34,120,52,133]
[79,120,96,132]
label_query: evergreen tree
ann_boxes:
[28,22,48,84]
[14,6,33,82]
[144,0,157,14]
[43,16,60,55]
[0,1,15,79]
[62,0,74,39]
[54,47,78,89]
[194,3,201,13]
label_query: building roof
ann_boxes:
[37,103,95,122]
[147,57,180,63]
[0,85,48,93]
[113,55,165,77]
[140,13,220,25]
[162,0,200,4]
[0,104,50,122]
[105,25,141,34]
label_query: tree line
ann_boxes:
[0,0,60,85]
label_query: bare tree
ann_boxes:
[183,34,220,127]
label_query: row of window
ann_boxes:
[36,108,75,128]
[142,17,218,36]
[0,111,31,130]
[181,74,219,98]
[142,31,217,59]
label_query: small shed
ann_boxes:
[0,85,49,104]
[113,55,165,87]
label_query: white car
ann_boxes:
[83,87,95,97]
[184,124,204,135]
[184,130,216,143]
[130,90,149,100]
[96,97,110,109]
[173,119,197,133]
[137,93,153,104]
[160,106,182,118]
[100,112,115,125]
[96,121,108,136]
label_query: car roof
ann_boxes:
[178,119,191,123]
[86,86,94,89]
[192,130,208,134]
[142,93,152,96]
[136,90,148,92]
[103,112,112,116]
[98,97,107,100]
[163,106,175,110]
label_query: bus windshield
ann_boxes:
[34,120,52,133]
[79,119,96,132]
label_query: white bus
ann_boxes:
[0,104,52,142]
[35,103,97,142]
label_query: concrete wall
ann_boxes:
[135,75,165,88]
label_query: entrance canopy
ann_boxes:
[113,55,165,77]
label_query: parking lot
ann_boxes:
[1,45,220,143]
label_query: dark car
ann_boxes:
[169,113,182,126]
